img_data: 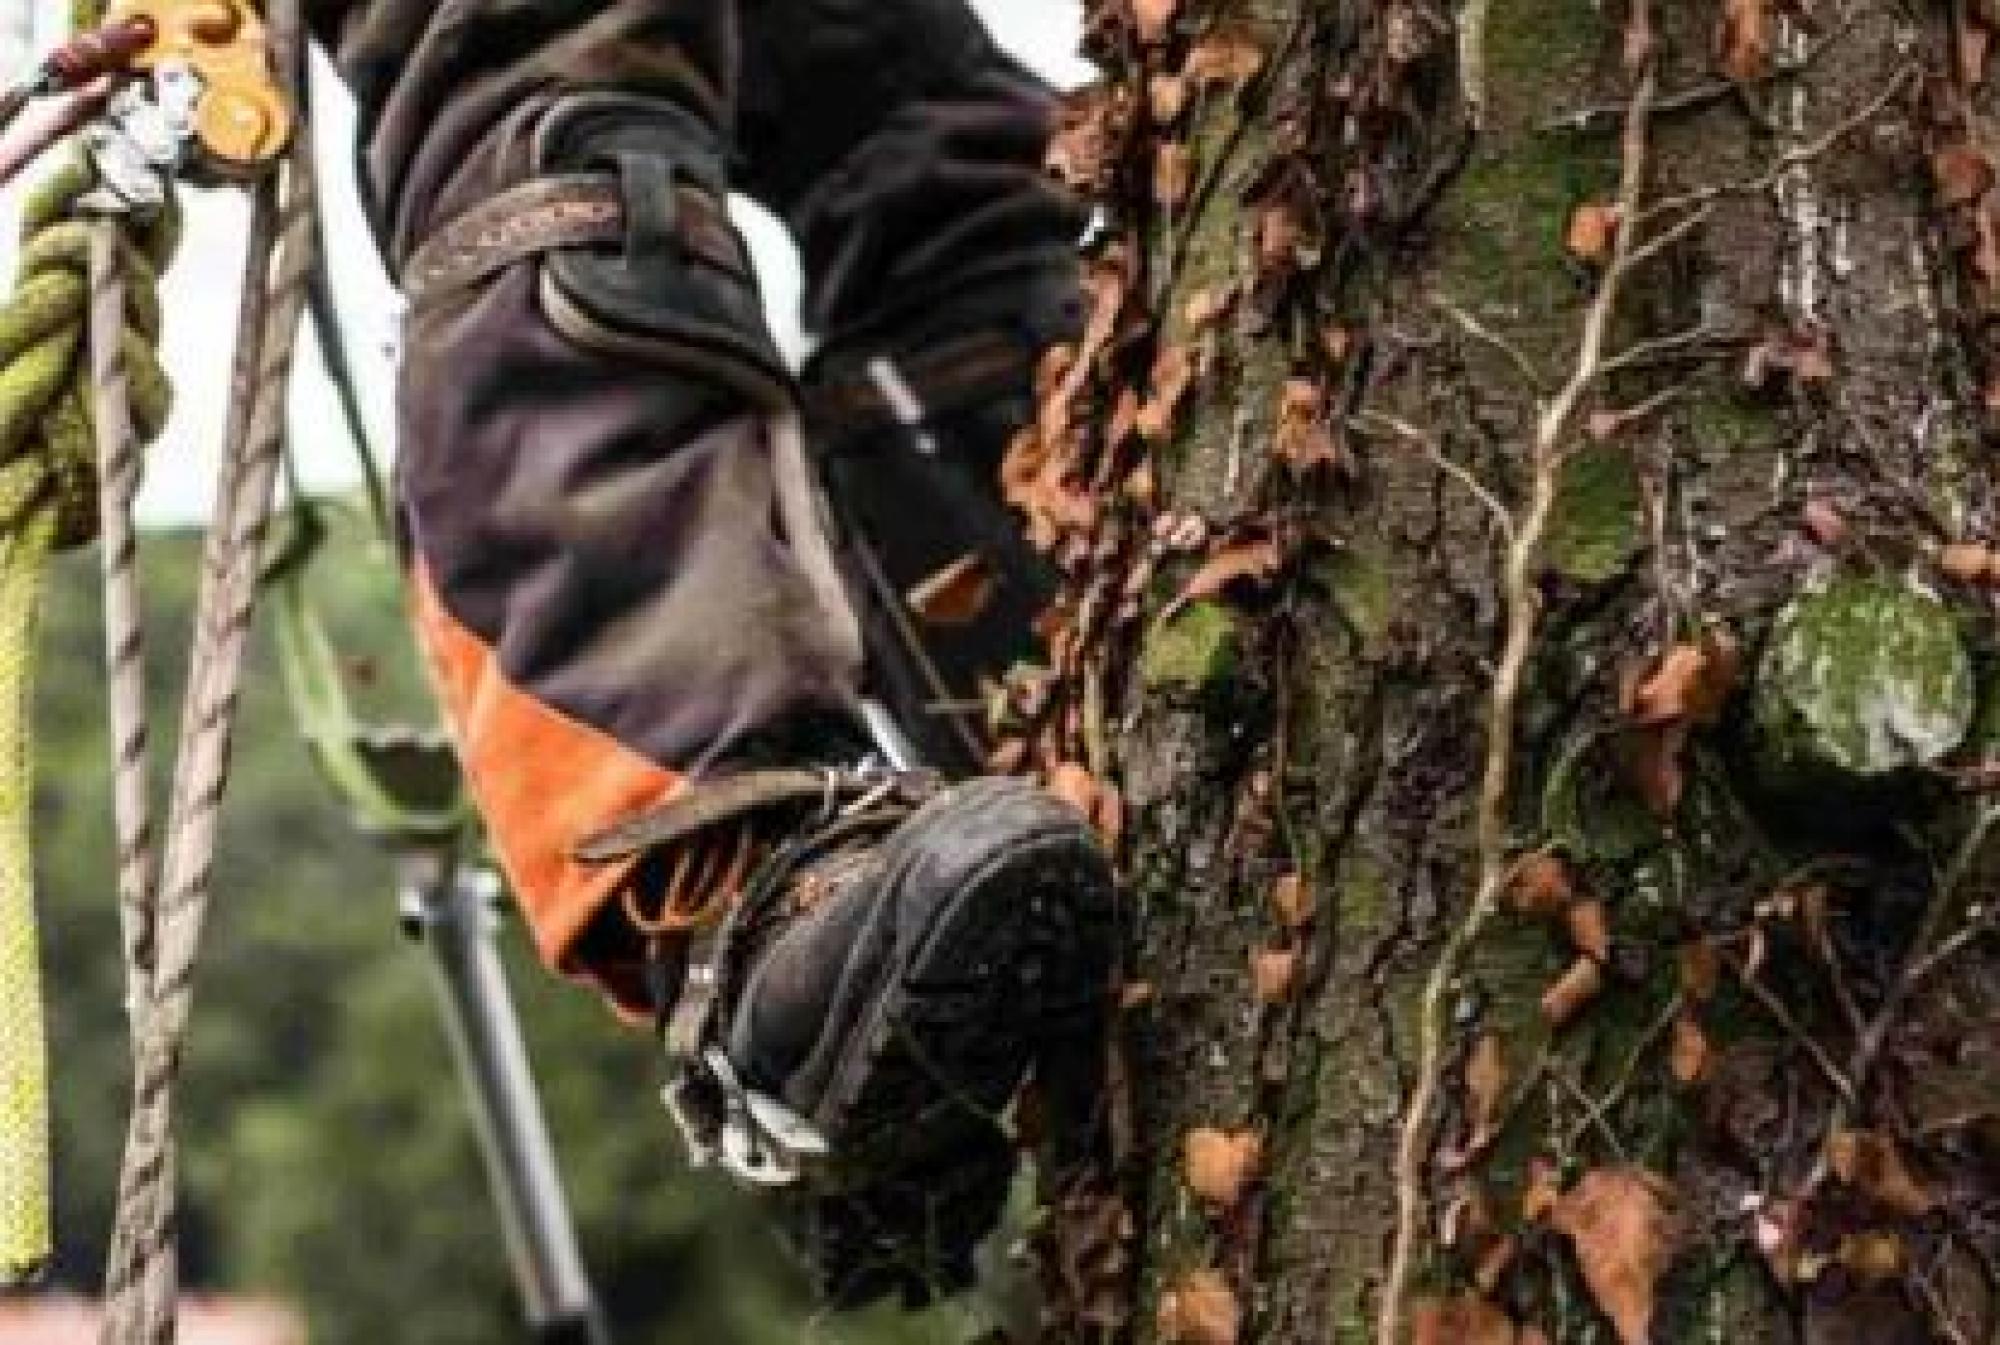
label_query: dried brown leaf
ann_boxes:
[1566,202,1622,264]
[1835,1231,1908,1284]
[1541,956,1606,1028]
[1681,939,1721,1001]
[1566,900,1611,960]
[1935,142,1996,207]
[1250,945,1300,1002]
[1466,1032,1508,1145]
[1273,377,1341,472]
[1974,207,2000,287]
[1523,1157,1563,1222]
[907,553,996,626]
[1742,324,1834,388]
[1270,871,1315,929]
[1509,850,1575,916]
[1585,408,1628,442]
[1961,19,1992,86]
[1046,87,1119,192]
[1827,1129,1937,1217]
[1941,541,1994,585]
[1047,762,1110,840]
[1182,284,1234,331]
[1175,533,1285,609]
[1184,29,1265,86]
[1157,1270,1240,1344]
[1716,0,1773,81]
[1625,722,1688,816]
[1132,0,1180,44]
[1550,1167,1681,1345]
[1801,497,1846,546]
[1254,200,1305,275]
[1628,635,1740,727]
[1412,1295,1518,1345]
[1671,1012,1710,1084]
[1137,343,1196,441]
[1183,1127,1262,1207]
[1155,140,1194,206]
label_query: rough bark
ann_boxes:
[1016,0,2000,1341]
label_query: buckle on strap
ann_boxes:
[661,1048,828,1187]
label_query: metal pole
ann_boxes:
[397,848,609,1345]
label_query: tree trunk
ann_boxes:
[1017,0,2000,1340]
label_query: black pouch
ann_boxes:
[533,91,792,411]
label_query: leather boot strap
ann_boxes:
[572,767,938,865]
[401,173,745,307]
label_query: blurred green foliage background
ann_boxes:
[31,509,990,1343]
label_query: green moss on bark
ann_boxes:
[1752,574,1975,785]
[1544,444,1642,583]
[1141,601,1243,695]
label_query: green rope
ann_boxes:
[0,7,177,1277]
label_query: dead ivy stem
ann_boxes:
[1376,43,1661,1345]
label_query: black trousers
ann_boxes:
[307,0,1082,1009]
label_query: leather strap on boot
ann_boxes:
[575,767,940,1186]
[401,174,745,307]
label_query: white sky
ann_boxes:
[0,0,1090,524]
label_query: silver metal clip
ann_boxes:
[660,1047,829,1188]
[79,60,199,214]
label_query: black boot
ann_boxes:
[585,769,1114,1303]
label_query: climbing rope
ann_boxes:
[91,216,160,1036]
[99,6,312,1332]
[0,0,175,1280]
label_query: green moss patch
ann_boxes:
[1753,575,1974,782]
[1140,600,1241,695]
[1544,443,1642,583]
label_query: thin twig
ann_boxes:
[1564,992,1682,1150]
[1378,31,1663,1345]
[1615,202,1714,277]
[1599,322,1733,377]
[1638,68,1915,224]
[1433,292,1548,391]
[1540,7,1865,133]
[1353,409,1517,543]
[1725,948,1857,1098]
[1551,1065,1631,1160]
